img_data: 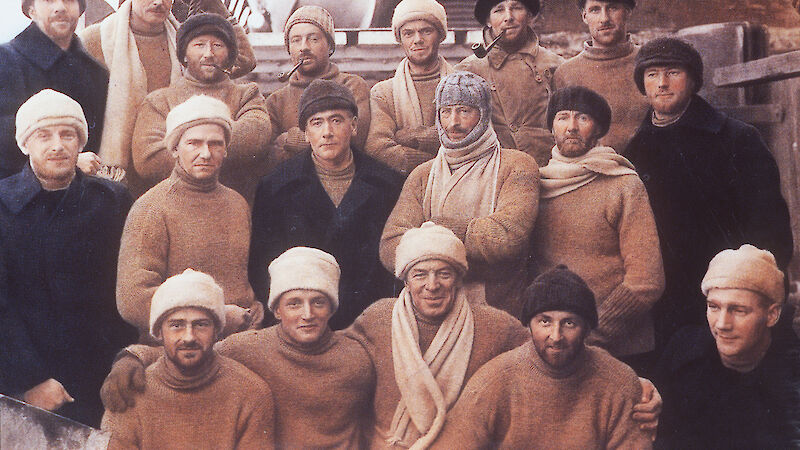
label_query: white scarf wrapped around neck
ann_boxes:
[387,287,474,449]
[392,56,454,129]
[539,145,637,199]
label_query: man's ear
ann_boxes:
[766,303,782,328]
[350,116,358,137]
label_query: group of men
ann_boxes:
[0,0,798,447]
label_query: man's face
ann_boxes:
[643,65,695,117]
[160,307,217,373]
[706,288,781,365]
[305,109,357,168]
[288,22,331,77]
[131,0,172,30]
[439,105,481,142]
[274,289,334,346]
[28,0,81,47]
[399,20,441,69]
[172,123,227,181]
[406,259,460,321]
[184,34,230,83]
[529,310,588,369]
[25,124,81,187]
[552,110,599,157]
[486,0,534,46]
[582,0,630,48]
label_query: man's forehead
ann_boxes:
[439,104,479,111]
[644,64,687,73]
[288,22,326,38]
[707,288,765,307]
[534,310,583,320]
[165,306,215,321]
[400,19,438,32]
[493,0,528,9]
[308,109,353,121]
[188,34,228,45]
[409,259,456,272]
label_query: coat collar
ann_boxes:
[485,26,541,70]
[271,148,393,193]
[10,23,86,71]
[0,163,83,215]
[646,95,726,134]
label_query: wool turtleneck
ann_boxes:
[276,324,336,356]
[581,37,635,61]
[131,26,171,93]
[312,149,355,207]
[173,161,219,192]
[155,349,222,390]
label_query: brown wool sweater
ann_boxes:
[265,63,371,167]
[102,352,275,450]
[365,67,443,175]
[554,40,649,155]
[130,74,271,202]
[215,326,375,449]
[531,174,664,357]
[456,30,564,167]
[346,298,530,448]
[433,342,651,450]
[380,148,540,317]
[116,166,259,340]
[314,151,355,207]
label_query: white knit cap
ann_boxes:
[395,221,468,279]
[15,89,88,155]
[268,247,341,312]
[392,0,448,42]
[164,95,233,152]
[149,269,226,339]
[701,244,786,305]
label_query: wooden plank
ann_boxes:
[714,50,800,87]
[718,104,784,124]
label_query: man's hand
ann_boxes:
[23,378,74,411]
[76,152,102,175]
[633,377,662,441]
[100,355,146,413]
[223,304,254,336]
[395,128,419,149]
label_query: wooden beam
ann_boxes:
[717,104,785,124]
[714,51,800,87]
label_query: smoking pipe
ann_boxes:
[471,29,507,58]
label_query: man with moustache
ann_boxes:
[130,13,270,200]
[434,265,652,449]
[0,90,135,427]
[456,0,564,166]
[102,269,276,449]
[0,0,108,179]
[266,6,370,166]
[553,0,648,154]
[625,38,793,348]
[365,0,454,175]
[79,0,255,183]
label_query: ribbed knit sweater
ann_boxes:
[215,326,375,448]
[346,298,530,448]
[102,352,275,449]
[553,39,649,155]
[314,151,355,207]
[531,174,664,356]
[433,342,651,449]
[116,165,259,340]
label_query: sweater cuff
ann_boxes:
[597,284,644,337]
[431,216,470,241]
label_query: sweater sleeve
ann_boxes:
[603,366,652,450]
[378,166,430,273]
[344,75,372,151]
[595,178,665,341]
[237,377,276,449]
[102,409,141,450]
[229,24,256,79]
[116,199,170,334]
[131,95,173,186]
[227,84,271,160]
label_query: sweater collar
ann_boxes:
[155,350,222,391]
[485,27,540,70]
[11,23,82,71]
[289,62,341,87]
[528,340,589,379]
[179,72,234,90]
[277,324,336,355]
[171,162,219,193]
[0,163,82,215]
[644,95,725,134]
[580,36,634,61]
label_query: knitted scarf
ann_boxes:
[388,287,474,449]
[422,125,502,219]
[392,56,454,129]
[539,145,636,199]
[95,0,181,168]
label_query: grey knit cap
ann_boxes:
[521,265,598,329]
[435,71,492,148]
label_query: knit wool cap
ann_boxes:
[284,6,336,55]
[16,89,88,155]
[298,79,358,131]
[176,13,238,69]
[268,247,341,312]
[435,71,492,148]
[23,0,86,18]
[577,0,635,10]
[520,265,598,329]
[395,221,468,280]
[474,0,539,24]
[701,244,786,306]
[165,95,232,152]
[634,37,704,95]
[149,269,226,339]
[546,86,612,139]
[392,0,448,43]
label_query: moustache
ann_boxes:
[176,343,202,351]
[446,126,470,135]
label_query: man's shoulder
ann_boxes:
[354,151,405,189]
[258,151,310,194]
[473,303,523,330]
[585,346,641,388]
[535,45,566,67]
[336,71,369,90]
[81,174,130,201]
[454,54,484,73]
[370,78,394,100]
[217,354,272,392]
[466,341,531,389]
[499,147,539,173]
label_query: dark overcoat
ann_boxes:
[249,150,403,330]
[0,165,136,427]
[0,24,108,179]
[626,95,794,346]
